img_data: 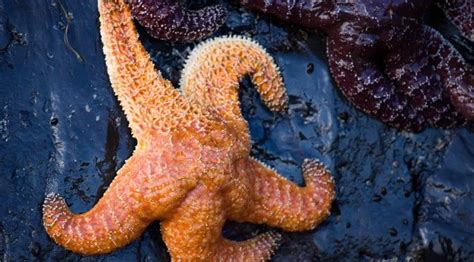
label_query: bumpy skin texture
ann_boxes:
[128,0,227,42]
[42,0,335,260]
[436,0,473,41]
[237,0,473,131]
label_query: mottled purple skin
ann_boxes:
[128,0,227,42]
[237,0,473,131]
[436,0,473,41]
[424,27,474,122]
[383,25,465,128]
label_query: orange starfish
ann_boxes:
[42,0,336,260]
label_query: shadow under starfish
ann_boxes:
[41,0,335,260]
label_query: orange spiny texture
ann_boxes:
[42,0,336,260]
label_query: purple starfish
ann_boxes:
[236,0,473,131]
[129,0,227,42]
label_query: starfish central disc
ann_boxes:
[42,0,335,260]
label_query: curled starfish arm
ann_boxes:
[161,185,281,261]
[180,36,288,130]
[99,0,194,138]
[424,26,474,121]
[327,22,425,131]
[42,151,198,255]
[435,0,473,41]
[230,158,335,232]
[129,0,227,42]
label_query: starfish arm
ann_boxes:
[236,1,342,29]
[161,185,281,261]
[42,151,197,255]
[229,158,335,232]
[435,0,473,41]
[180,36,288,132]
[99,0,195,138]
[423,26,474,121]
[129,0,227,42]
[327,22,426,131]
[215,232,281,261]
[383,25,464,128]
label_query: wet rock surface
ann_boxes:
[0,0,473,261]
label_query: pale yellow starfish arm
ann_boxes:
[180,36,289,135]
[99,0,197,138]
[230,157,335,232]
[161,184,281,261]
